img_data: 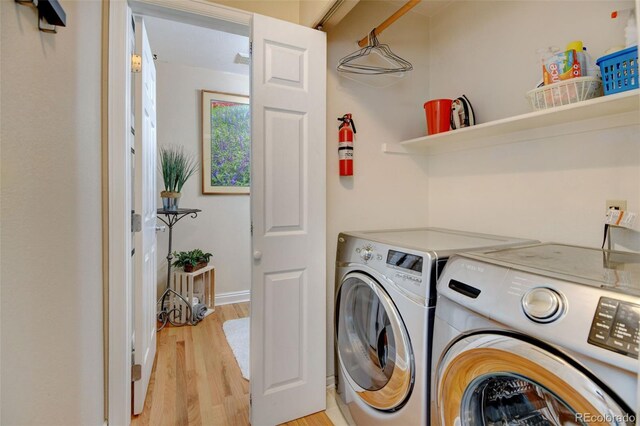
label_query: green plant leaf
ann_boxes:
[159,145,199,193]
[171,249,213,268]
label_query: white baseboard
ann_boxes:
[326,374,336,389]
[215,290,250,306]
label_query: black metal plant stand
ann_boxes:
[156,208,201,330]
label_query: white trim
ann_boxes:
[130,0,251,34]
[107,2,133,425]
[326,375,336,389]
[215,290,251,306]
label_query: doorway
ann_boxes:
[145,16,252,309]
[107,2,327,424]
[131,11,253,423]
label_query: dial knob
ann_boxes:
[361,249,373,261]
[522,288,564,323]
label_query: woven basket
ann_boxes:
[526,77,603,111]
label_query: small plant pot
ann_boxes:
[161,191,181,211]
[184,262,208,273]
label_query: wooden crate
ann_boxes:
[169,264,215,323]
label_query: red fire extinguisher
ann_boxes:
[338,113,356,176]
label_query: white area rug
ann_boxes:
[223,317,250,380]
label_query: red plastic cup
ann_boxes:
[424,99,452,135]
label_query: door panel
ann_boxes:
[263,269,305,392]
[250,13,326,425]
[133,16,157,416]
[264,41,306,88]
[264,109,305,234]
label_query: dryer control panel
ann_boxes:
[386,250,424,274]
[588,297,640,359]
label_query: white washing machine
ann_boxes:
[431,243,640,426]
[334,228,536,426]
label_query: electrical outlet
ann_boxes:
[606,199,627,213]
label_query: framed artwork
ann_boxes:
[201,90,250,194]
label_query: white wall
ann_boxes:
[426,1,640,251]
[326,0,640,380]
[428,0,634,122]
[326,1,431,378]
[0,1,104,424]
[155,61,251,298]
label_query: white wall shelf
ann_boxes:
[383,89,640,156]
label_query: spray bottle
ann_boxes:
[611,8,637,48]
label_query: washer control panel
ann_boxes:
[355,244,382,262]
[588,297,640,359]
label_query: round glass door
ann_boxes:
[435,334,633,426]
[463,373,580,425]
[336,272,413,411]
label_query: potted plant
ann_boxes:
[159,145,198,211]
[172,249,213,272]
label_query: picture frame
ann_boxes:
[201,90,250,195]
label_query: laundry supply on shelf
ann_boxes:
[565,41,600,78]
[611,8,637,49]
[529,41,604,110]
[542,49,582,85]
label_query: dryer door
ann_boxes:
[336,272,414,411]
[435,333,632,426]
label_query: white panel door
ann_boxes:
[250,14,327,425]
[133,16,158,416]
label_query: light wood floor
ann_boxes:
[131,302,333,426]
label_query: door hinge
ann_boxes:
[131,54,142,73]
[132,364,142,381]
[132,212,142,233]
[250,222,253,236]
[249,41,252,56]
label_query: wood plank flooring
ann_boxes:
[131,302,333,426]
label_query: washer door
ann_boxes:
[435,333,632,426]
[336,272,414,411]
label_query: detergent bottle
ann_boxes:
[565,41,600,77]
[582,46,600,77]
[566,41,587,75]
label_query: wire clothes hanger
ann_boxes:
[337,29,413,75]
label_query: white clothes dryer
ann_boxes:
[432,243,639,426]
[334,228,535,426]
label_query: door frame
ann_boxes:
[105,1,251,424]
